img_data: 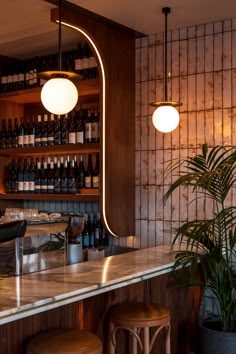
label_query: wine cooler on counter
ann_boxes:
[5,153,100,195]
[0,106,100,149]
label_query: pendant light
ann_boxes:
[150,7,182,133]
[39,0,79,115]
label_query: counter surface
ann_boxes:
[0,244,175,325]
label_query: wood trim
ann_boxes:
[51,5,136,237]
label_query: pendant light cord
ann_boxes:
[162,7,170,102]
[58,0,62,71]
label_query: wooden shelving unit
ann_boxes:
[0,143,100,157]
[0,78,100,104]
[0,192,99,201]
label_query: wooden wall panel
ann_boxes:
[51,5,135,237]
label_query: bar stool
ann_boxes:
[109,302,171,354]
[26,328,103,354]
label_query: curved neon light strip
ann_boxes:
[59,20,118,237]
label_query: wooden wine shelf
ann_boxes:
[0,143,100,157]
[0,78,100,104]
[0,192,99,201]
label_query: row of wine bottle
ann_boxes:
[76,212,109,249]
[0,41,98,93]
[5,153,100,194]
[0,107,100,149]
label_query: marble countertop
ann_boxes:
[0,244,175,325]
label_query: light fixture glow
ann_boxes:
[41,77,78,115]
[152,105,180,133]
[149,7,182,133]
[39,0,79,115]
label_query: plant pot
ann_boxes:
[197,321,236,354]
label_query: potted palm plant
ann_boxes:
[163,144,236,354]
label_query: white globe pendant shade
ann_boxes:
[152,105,180,133]
[41,77,78,115]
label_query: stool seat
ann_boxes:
[110,303,170,327]
[109,302,171,354]
[26,329,102,354]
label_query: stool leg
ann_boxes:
[131,327,138,354]
[165,324,171,354]
[143,327,150,354]
[109,321,116,354]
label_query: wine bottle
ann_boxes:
[68,159,77,194]
[11,159,18,193]
[23,118,29,147]
[41,114,48,146]
[0,119,6,149]
[54,159,61,193]
[40,159,48,194]
[6,162,12,193]
[92,153,100,189]
[28,117,35,147]
[94,213,102,247]
[54,115,61,145]
[75,110,84,144]
[91,108,99,143]
[68,114,76,144]
[82,213,90,248]
[77,155,85,189]
[17,160,23,193]
[5,118,12,149]
[11,118,19,148]
[34,159,41,194]
[47,158,54,194]
[18,62,25,90]
[47,114,55,146]
[85,109,92,143]
[61,114,69,145]
[29,158,35,193]
[60,158,68,193]
[23,158,30,193]
[35,114,42,147]
[18,118,25,148]
[85,154,93,188]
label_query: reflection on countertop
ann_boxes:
[0,244,175,325]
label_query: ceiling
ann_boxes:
[0,0,235,60]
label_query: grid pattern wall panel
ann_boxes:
[134,18,236,248]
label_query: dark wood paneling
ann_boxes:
[0,271,201,354]
[51,5,136,237]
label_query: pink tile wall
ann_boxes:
[135,19,236,248]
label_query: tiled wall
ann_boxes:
[134,18,236,249]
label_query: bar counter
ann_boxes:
[0,245,175,325]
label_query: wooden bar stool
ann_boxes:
[26,328,102,354]
[109,302,171,354]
